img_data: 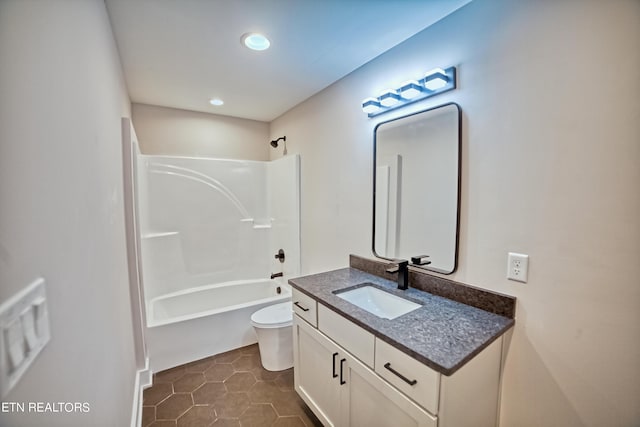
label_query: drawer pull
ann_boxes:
[294,301,310,312]
[332,352,339,378]
[340,358,347,385]
[384,362,417,386]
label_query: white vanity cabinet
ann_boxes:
[294,314,342,426]
[291,288,504,427]
[294,315,435,427]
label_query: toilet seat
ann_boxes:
[251,302,292,329]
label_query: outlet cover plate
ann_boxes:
[507,252,529,283]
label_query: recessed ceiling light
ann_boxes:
[209,98,224,106]
[241,33,270,51]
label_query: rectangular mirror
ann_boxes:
[373,103,461,274]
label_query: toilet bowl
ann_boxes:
[251,302,293,371]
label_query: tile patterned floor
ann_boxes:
[142,344,323,427]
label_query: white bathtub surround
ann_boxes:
[148,279,290,327]
[146,280,291,372]
[136,154,300,371]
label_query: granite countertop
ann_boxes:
[289,267,514,376]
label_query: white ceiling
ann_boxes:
[106,0,470,122]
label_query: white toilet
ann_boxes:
[250,302,293,371]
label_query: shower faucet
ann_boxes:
[274,249,285,263]
[270,136,286,148]
[270,272,283,279]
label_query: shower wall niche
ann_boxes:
[137,154,300,306]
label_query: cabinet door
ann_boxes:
[293,315,342,427]
[341,351,437,427]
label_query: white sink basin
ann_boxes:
[335,285,422,320]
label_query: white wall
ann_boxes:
[0,1,138,426]
[270,1,640,426]
[132,103,270,160]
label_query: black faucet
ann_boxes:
[385,259,409,290]
[410,254,431,266]
[270,272,283,279]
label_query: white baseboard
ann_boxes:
[130,358,152,427]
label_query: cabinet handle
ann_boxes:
[339,358,346,385]
[294,301,309,312]
[332,352,339,378]
[383,362,417,386]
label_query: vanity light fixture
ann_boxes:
[361,66,456,118]
[398,80,423,99]
[379,90,402,107]
[423,68,449,91]
[362,97,382,115]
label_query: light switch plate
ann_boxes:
[0,278,50,398]
[4,318,25,370]
[21,307,38,351]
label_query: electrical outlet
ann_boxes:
[507,252,529,282]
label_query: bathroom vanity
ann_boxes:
[289,257,515,427]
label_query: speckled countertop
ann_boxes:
[289,267,514,376]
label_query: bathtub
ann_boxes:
[146,279,291,372]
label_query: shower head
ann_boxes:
[270,136,286,148]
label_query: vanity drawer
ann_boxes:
[318,304,375,367]
[292,288,317,327]
[375,338,440,415]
